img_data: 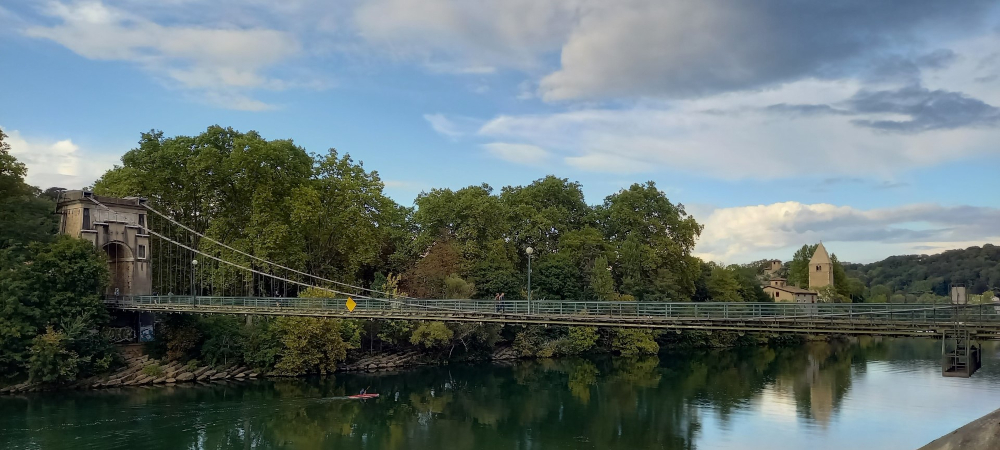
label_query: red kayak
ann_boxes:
[348,393,379,400]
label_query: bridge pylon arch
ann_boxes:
[56,191,152,296]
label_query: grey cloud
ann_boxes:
[764,103,849,116]
[849,86,1000,132]
[867,49,958,83]
[810,177,905,193]
[764,86,1000,133]
[541,0,995,100]
[875,181,908,190]
[916,49,959,69]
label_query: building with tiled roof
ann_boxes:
[763,278,818,303]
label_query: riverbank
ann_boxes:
[918,407,1000,450]
[0,353,261,394]
[0,326,819,395]
[0,344,522,395]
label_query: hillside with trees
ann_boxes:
[843,245,1000,302]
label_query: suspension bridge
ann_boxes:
[57,191,998,377]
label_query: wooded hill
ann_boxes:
[843,244,1000,298]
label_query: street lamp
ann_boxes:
[525,247,534,313]
[191,259,198,304]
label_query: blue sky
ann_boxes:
[3,0,1000,264]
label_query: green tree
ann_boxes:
[271,317,349,375]
[706,264,741,302]
[443,274,475,299]
[0,137,58,252]
[404,238,465,298]
[599,182,702,300]
[788,244,818,288]
[1,236,112,377]
[470,239,521,300]
[501,176,591,255]
[589,255,616,301]
[27,327,81,384]
[0,127,28,198]
[409,322,454,349]
[288,150,410,283]
[732,264,771,302]
[557,326,599,355]
[605,328,659,356]
[534,252,584,300]
[412,184,507,264]
[199,316,244,366]
[817,285,848,303]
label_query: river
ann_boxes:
[3,337,1000,450]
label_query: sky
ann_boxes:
[2,0,1000,264]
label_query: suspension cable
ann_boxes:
[145,226,516,315]
[142,203,414,299]
[148,227,361,297]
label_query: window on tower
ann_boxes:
[816,265,821,271]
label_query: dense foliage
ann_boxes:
[0,128,119,384]
[92,127,712,302]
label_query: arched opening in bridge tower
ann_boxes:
[104,242,134,296]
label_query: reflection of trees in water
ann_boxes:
[1,338,957,450]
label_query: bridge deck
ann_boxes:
[106,296,1000,338]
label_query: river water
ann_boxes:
[3,337,1000,450]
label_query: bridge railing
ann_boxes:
[105,296,1000,324]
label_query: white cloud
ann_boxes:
[482,142,550,165]
[477,79,1000,178]
[693,201,1000,263]
[353,0,582,72]
[23,1,303,110]
[4,129,118,189]
[423,114,463,138]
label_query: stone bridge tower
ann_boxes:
[56,191,152,297]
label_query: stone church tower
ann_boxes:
[808,242,834,289]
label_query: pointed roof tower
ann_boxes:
[809,242,831,265]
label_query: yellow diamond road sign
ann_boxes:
[346,298,357,312]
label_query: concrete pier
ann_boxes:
[919,408,1000,450]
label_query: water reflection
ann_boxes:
[3,338,1000,450]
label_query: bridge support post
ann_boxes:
[942,327,982,378]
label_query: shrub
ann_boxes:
[409,322,453,349]
[27,327,81,384]
[142,364,164,378]
[271,317,348,376]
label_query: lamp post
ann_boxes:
[525,247,534,314]
[191,259,198,304]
